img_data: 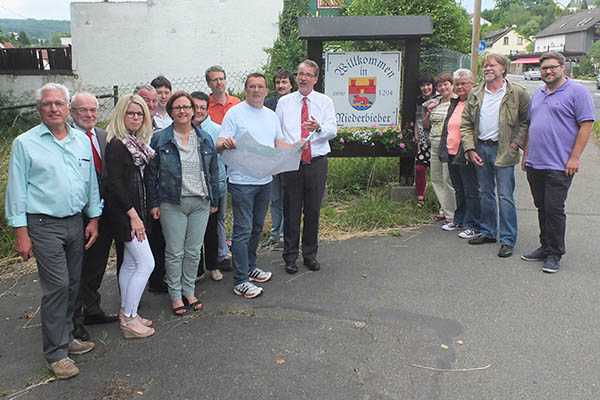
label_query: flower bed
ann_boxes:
[329,126,414,158]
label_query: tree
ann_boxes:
[16,31,31,47]
[263,0,311,82]
[482,0,562,38]
[345,0,471,53]
[50,32,70,46]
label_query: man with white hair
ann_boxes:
[70,92,119,342]
[5,83,101,379]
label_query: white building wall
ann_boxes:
[488,30,530,56]
[70,0,283,91]
[534,35,566,53]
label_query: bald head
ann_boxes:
[71,92,98,131]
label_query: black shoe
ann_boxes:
[218,257,233,272]
[73,324,91,341]
[521,247,546,262]
[285,262,298,274]
[498,245,513,258]
[304,259,321,271]
[468,236,497,245]
[542,255,560,273]
[83,311,119,325]
[148,281,168,293]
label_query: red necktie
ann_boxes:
[301,97,312,164]
[85,129,103,174]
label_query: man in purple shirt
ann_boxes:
[522,52,594,273]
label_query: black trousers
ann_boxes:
[73,217,113,325]
[526,167,573,258]
[198,210,219,274]
[147,218,166,289]
[281,156,328,264]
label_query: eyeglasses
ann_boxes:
[540,65,561,71]
[172,105,193,111]
[74,107,97,114]
[126,111,144,118]
[297,72,316,78]
[40,101,67,109]
[209,77,225,83]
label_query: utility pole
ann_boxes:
[470,0,482,77]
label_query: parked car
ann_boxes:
[523,69,541,80]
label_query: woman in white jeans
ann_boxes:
[103,94,156,338]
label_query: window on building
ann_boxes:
[503,37,509,45]
[517,37,523,45]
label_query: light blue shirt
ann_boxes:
[478,82,506,141]
[200,116,227,193]
[5,123,102,227]
[219,101,283,185]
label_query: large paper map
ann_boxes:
[221,132,302,179]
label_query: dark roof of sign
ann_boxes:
[298,16,433,40]
[535,9,600,38]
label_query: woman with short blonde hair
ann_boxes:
[103,94,156,338]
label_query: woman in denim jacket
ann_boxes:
[145,91,221,316]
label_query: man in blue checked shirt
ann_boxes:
[5,83,102,380]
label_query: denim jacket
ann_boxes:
[460,80,530,167]
[146,124,222,209]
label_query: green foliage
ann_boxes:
[50,32,70,47]
[0,18,70,42]
[481,0,562,38]
[344,0,471,53]
[263,0,311,84]
[17,31,31,47]
[327,157,398,198]
[573,56,595,78]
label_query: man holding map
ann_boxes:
[276,59,337,274]
[217,72,294,299]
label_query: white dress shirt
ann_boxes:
[275,90,337,158]
[154,111,173,130]
[478,81,506,141]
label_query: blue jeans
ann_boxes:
[475,142,517,246]
[448,158,480,230]
[229,183,271,285]
[270,174,284,241]
[216,192,229,261]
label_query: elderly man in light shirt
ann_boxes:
[5,83,102,379]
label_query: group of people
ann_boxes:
[4,51,594,381]
[415,52,593,270]
[5,59,336,379]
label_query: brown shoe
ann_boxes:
[68,339,95,355]
[48,357,79,379]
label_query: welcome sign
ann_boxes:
[325,51,402,128]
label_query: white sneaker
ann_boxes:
[441,222,458,231]
[233,281,263,299]
[209,269,223,281]
[248,267,272,283]
[458,229,479,239]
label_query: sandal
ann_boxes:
[171,305,189,317]
[183,297,204,312]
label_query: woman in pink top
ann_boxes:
[439,69,480,239]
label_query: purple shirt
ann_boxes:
[527,79,595,170]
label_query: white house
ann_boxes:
[483,26,531,56]
[70,0,284,91]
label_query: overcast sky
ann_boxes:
[0,0,570,21]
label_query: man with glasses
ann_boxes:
[461,53,530,258]
[69,92,118,342]
[521,51,594,273]
[275,59,337,274]
[5,83,102,379]
[206,65,240,124]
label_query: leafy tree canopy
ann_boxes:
[481,0,561,38]
[344,0,471,53]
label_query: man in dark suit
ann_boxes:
[70,92,118,341]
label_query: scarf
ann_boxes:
[121,133,155,168]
